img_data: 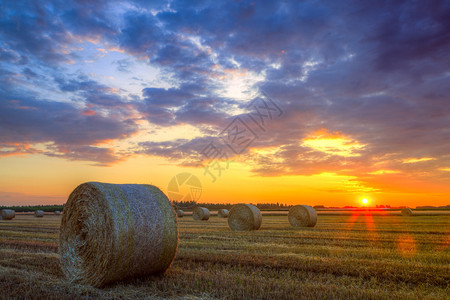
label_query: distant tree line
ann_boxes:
[4,202,293,212]
[6,202,447,212]
[171,201,292,210]
[0,205,64,212]
[415,205,450,210]
[171,200,198,209]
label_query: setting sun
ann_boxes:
[0,1,449,298]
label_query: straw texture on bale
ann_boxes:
[177,210,184,218]
[192,207,210,220]
[228,204,262,231]
[288,205,317,227]
[35,210,44,217]
[1,209,15,220]
[59,182,178,287]
[218,209,229,218]
[401,208,413,216]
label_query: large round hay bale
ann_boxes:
[59,182,178,287]
[192,207,210,220]
[228,204,262,231]
[1,209,15,220]
[35,210,44,217]
[218,209,229,218]
[288,205,317,227]
[401,208,413,216]
[177,209,184,218]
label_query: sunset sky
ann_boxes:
[1,1,449,207]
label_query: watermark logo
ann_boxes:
[166,89,283,201]
[201,89,283,182]
[219,117,258,154]
[246,91,283,132]
[167,173,202,208]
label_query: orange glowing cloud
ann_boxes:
[107,87,121,94]
[81,109,96,116]
[403,157,436,163]
[93,139,116,146]
[0,143,41,157]
[9,100,37,110]
[213,68,249,80]
[302,129,366,157]
[106,45,126,53]
[16,105,37,110]
[368,170,401,175]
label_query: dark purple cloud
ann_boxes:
[119,11,163,58]
[0,89,136,140]
[54,74,129,108]
[0,2,75,65]
[0,65,139,165]
[142,87,194,108]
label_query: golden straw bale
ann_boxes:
[288,205,317,227]
[218,209,229,218]
[1,209,15,220]
[401,208,413,216]
[59,182,178,287]
[228,204,262,231]
[192,207,210,220]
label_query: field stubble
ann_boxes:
[0,213,449,299]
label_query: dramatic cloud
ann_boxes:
[0,65,139,165]
[0,0,449,190]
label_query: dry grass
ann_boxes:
[0,212,449,299]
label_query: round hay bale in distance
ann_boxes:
[1,209,15,220]
[54,211,61,215]
[228,204,262,231]
[192,207,210,220]
[35,210,44,217]
[177,209,184,218]
[218,209,229,218]
[59,182,178,287]
[401,208,413,216]
[288,205,317,227]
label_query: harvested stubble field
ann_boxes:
[0,213,449,299]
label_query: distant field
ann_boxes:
[182,209,450,216]
[0,213,449,299]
